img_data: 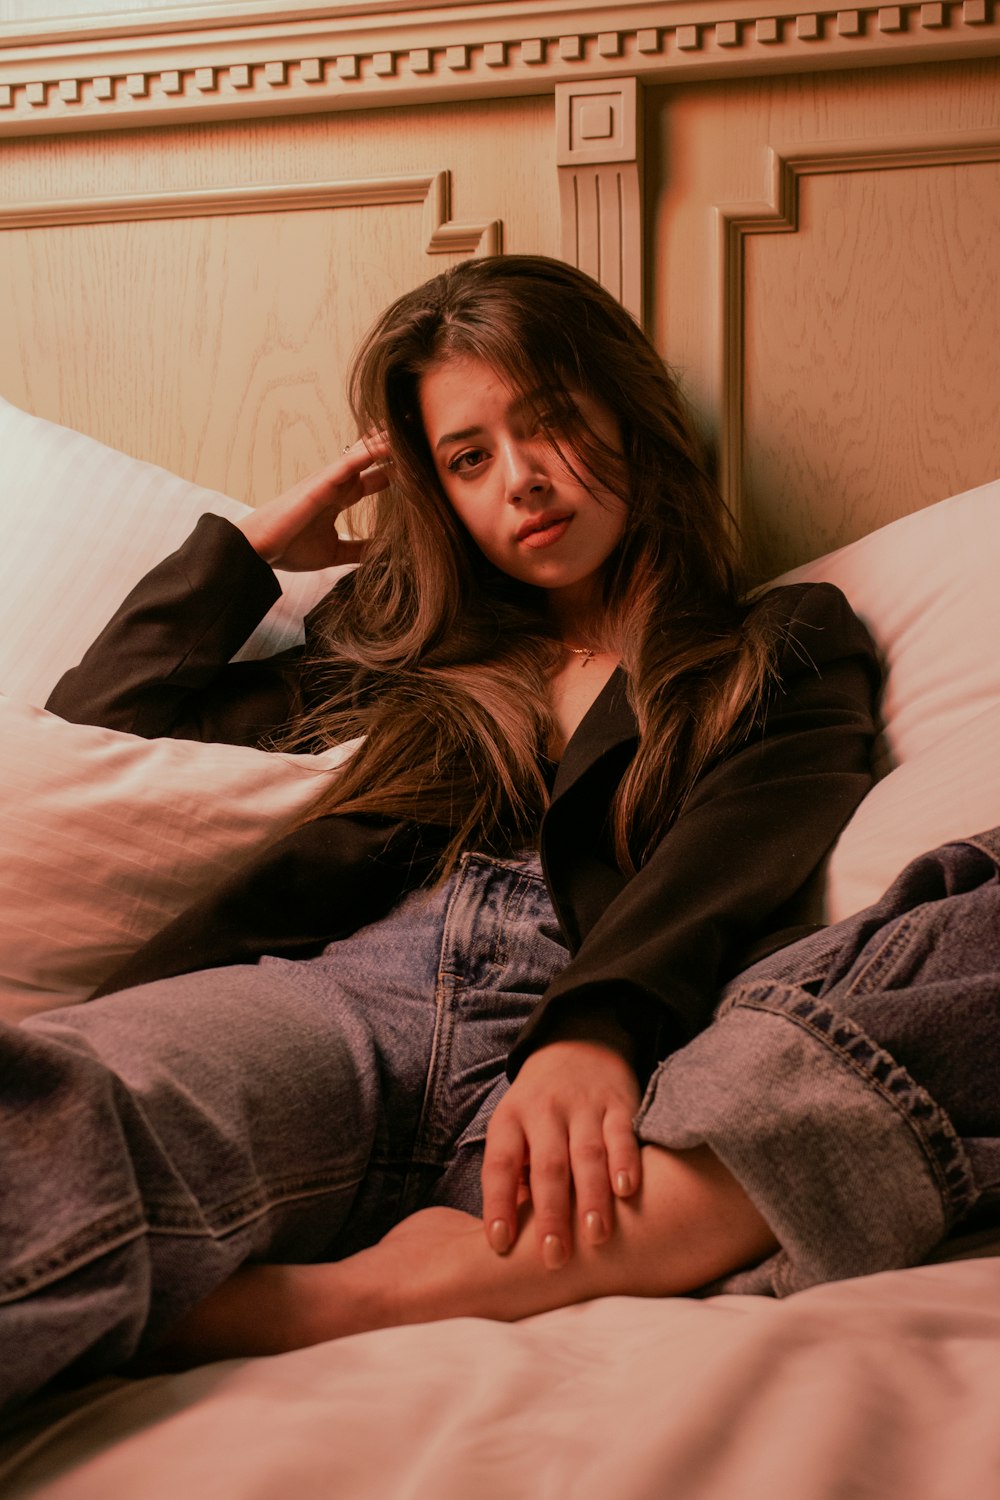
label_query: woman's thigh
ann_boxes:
[347,853,568,1223]
[723,840,1000,1137]
[818,881,1000,1139]
[1,961,384,1409]
[0,852,565,1409]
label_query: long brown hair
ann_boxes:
[288,255,778,874]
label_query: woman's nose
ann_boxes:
[501,441,550,504]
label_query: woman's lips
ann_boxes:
[518,516,572,549]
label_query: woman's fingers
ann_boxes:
[289,433,390,516]
[483,1108,577,1268]
[523,1117,574,1269]
[567,1102,640,1247]
[357,463,392,499]
[239,432,392,570]
[569,1122,615,1247]
[481,1041,641,1268]
[484,1118,619,1268]
[341,431,390,473]
[518,1110,632,1264]
[604,1101,642,1202]
[481,1113,527,1256]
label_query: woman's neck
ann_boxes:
[545,579,612,654]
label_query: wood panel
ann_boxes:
[0,93,558,505]
[646,56,1000,579]
[742,155,1000,574]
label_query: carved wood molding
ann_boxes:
[1,0,998,135]
[714,128,1000,516]
[555,77,643,322]
[0,167,502,256]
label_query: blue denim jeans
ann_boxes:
[3,836,1000,1414]
[0,852,563,1414]
[636,830,1000,1296]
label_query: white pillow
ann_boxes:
[779,478,1000,778]
[777,478,1000,921]
[0,694,361,1022]
[823,700,1000,921]
[0,396,356,1021]
[0,395,346,707]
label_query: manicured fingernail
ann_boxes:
[615,1170,633,1196]
[542,1234,567,1270]
[584,1210,606,1243]
[489,1219,512,1254]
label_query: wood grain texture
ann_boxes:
[743,158,1000,575]
[645,56,1000,579]
[0,94,557,506]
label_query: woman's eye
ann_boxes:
[447,448,487,475]
[532,405,576,436]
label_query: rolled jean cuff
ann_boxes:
[634,981,979,1298]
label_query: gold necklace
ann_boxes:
[563,644,598,666]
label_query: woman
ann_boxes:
[6,254,889,1410]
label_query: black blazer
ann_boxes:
[47,515,881,1079]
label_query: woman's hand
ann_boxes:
[238,434,391,572]
[481,1039,642,1269]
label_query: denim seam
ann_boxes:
[488,874,527,977]
[438,855,502,983]
[436,852,473,987]
[145,1177,366,1235]
[0,1203,146,1302]
[732,986,978,1225]
[422,857,548,1162]
[410,856,472,1166]
[438,862,543,985]
[484,867,544,976]
[471,852,547,885]
[0,1162,372,1302]
[413,968,456,1165]
[837,909,925,999]
[951,832,1000,866]
[141,1163,369,1233]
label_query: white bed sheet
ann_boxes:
[3,1253,1000,1500]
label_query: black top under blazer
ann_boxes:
[46,514,882,1080]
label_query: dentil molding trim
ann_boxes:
[1,0,998,134]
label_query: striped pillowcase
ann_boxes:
[0,397,355,1020]
[0,395,344,707]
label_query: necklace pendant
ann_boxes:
[569,646,596,666]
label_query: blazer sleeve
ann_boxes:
[508,582,882,1080]
[44,513,332,747]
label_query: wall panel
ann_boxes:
[742,155,1000,573]
[646,56,1000,578]
[0,93,558,504]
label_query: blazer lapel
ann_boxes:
[550,666,638,805]
[540,668,638,951]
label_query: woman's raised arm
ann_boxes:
[45,439,389,746]
[237,434,389,572]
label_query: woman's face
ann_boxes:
[418,355,628,619]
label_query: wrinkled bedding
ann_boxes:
[3,1249,1000,1500]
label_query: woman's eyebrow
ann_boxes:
[434,425,484,452]
[432,388,566,452]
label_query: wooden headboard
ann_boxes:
[2,0,998,578]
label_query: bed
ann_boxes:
[1,1,1000,1494]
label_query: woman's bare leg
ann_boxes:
[156,1144,777,1364]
